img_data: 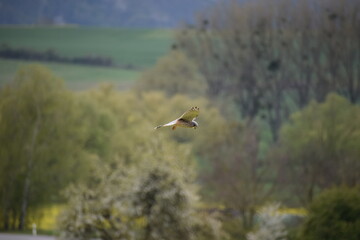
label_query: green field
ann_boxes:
[0,26,173,67]
[0,59,140,90]
[0,26,173,89]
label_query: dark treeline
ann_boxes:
[0,44,115,67]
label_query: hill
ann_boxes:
[0,0,221,28]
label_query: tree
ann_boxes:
[174,0,360,140]
[58,86,228,240]
[58,135,224,240]
[135,50,207,98]
[58,165,136,240]
[204,121,278,232]
[134,165,199,240]
[80,85,228,166]
[0,65,90,230]
[0,64,229,232]
[278,94,360,205]
[299,187,360,240]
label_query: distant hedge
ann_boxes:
[0,44,114,67]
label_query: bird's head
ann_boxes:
[192,120,199,129]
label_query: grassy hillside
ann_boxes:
[0,27,173,68]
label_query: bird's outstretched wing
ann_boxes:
[179,106,199,121]
[154,119,177,129]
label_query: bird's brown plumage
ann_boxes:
[154,107,200,130]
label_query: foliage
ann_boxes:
[3,0,359,231]
[247,203,287,240]
[58,165,136,240]
[279,94,360,204]
[56,83,228,239]
[0,65,92,229]
[0,63,228,235]
[221,217,248,240]
[135,50,207,97]
[79,87,225,162]
[174,0,360,140]
[133,166,197,240]
[205,121,278,230]
[58,147,224,240]
[299,187,360,240]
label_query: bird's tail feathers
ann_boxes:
[154,125,162,130]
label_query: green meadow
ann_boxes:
[0,26,173,67]
[0,27,173,89]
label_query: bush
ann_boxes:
[300,187,360,240]
[58,163,225,240]
[247,203,287,240]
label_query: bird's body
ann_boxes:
[155,107,199,130]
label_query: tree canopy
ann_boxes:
[279,94,360,204]
[300,187,360,240]
[0,65,91,229]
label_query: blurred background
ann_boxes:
[0,0,359,240]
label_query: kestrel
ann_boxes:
[155,107,199,130]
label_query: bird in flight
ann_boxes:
[155,107,199,130]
